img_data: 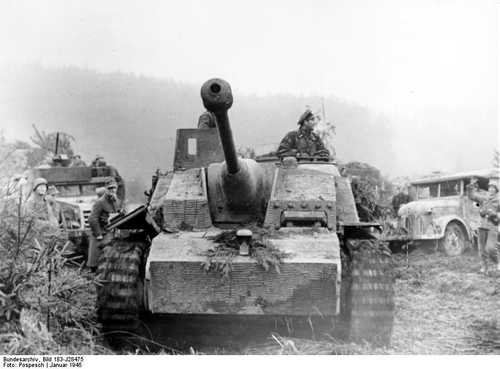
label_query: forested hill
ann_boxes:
[1,65,396,200]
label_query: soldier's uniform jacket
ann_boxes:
[277,128,330,158]
[198,111,217,129]
[469,190,500,231]
[25,194,59,227]
[88,193,119,237]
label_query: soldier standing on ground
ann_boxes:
[87,179,122,272]
[277,109,330,159]
[467,175,500,274]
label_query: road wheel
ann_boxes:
[340,239,395,346]
[440,222,466,256]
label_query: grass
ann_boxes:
[388,247,499,354]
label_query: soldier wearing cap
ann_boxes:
[91,155,105,167]
[91,155,125,205]
[70,154,86,167]
[87,178,122,271]
[467,174,500,273]
[25,177,59,228]
[277,109,330,159]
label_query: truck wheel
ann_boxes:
[440,222,466,256]
[340,239,394,346]
[96,233,149,334]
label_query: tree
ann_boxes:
[342,161,393,221]
[314,110,336,158]
[30,125,74,156]
[24,125,75,167]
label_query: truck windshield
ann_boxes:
[81,184,102,196]
[55,183,105,197]
[440,180,461,197]
[417,183,438,199]
[56,185,81,197]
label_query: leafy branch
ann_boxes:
[201,230,289,279]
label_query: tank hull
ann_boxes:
[146,228,341,316]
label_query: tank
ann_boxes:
[97,78,395,349]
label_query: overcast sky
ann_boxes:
[0,0,497,112]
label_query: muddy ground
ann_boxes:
[233,246,500,355]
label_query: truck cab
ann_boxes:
[393,169,492,255]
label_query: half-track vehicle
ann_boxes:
[27,154,121,260]
[97,79,395,348]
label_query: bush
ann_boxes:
[0,190,109,354]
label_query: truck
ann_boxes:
[384,169,495,256]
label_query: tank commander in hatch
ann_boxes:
[198,110,217,129]
[277,109,330,159]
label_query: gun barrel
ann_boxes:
[200,78,239,174]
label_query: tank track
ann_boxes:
[96,233,149,333]
[341,239,394,346]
